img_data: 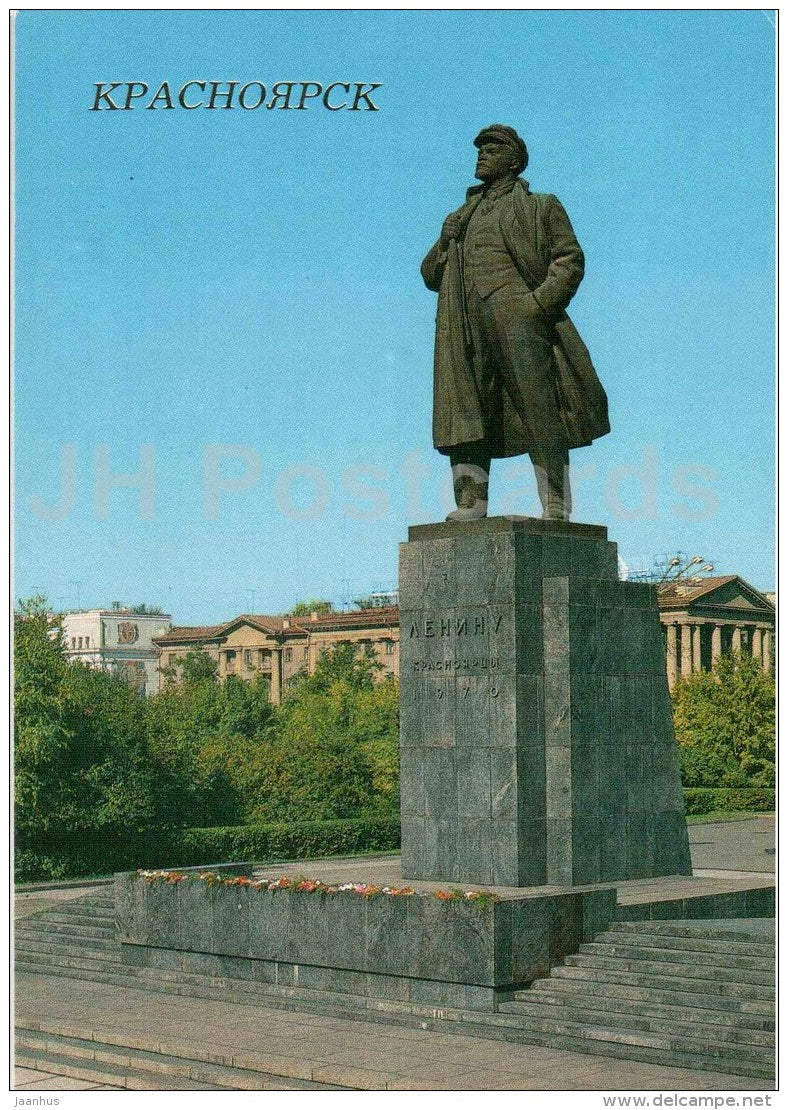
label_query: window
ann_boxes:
[85,635,90,648]
[77,637,83,649]
[385,639,395,655]
[71,638,76,649]
[225,650,236,673]
[284,647,293,663]
[244,649,253,670]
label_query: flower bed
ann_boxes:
[138,869,499,909]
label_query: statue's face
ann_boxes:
[474,140,516,183]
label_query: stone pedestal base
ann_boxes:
[116,869,615,1011]
[398,516,692,888]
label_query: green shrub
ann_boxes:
[175,817,401,866]
[15,817,401,882]
[682,787,774,816]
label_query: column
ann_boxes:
[270,647,282,705]
[711,624,722,665]
[752,627,763,666]
[692,624,702,673]
[731,626,742,654]
[763,629,773,673]
[680,623,693,678]
[666,624,677,690]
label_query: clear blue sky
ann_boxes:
[14,10,775,622]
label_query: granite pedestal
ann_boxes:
[115,869,616,1010]
[399,516,692,887]
[112,515,696,1017]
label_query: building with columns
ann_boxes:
[153,607,399,705]
[659,575,774,690]
[153,575,773,701]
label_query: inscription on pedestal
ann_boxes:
[408,611,503,676]
[398,517,692,888]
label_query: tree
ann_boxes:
[160,648,219,685]
[145,670,276,827]
[287,641,381,695]
[672,652,775,790]
[241,644,398,823]
[288,599,333,617]
[14,597,69,840]
[14,596,155,877]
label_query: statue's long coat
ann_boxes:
[421,178,610,457]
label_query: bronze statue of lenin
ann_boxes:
[421,124,609,521]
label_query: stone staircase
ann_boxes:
[15,1023,348,1091]
[16,893,117,973]
[16,895,775,1085]
[496,920,775,1079]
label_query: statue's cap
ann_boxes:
[473,124,528,171]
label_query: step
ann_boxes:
[15,949,125,974]
[15,928,118,949]
[531,973,774,1015]
[20,954,775,1068]
[578,940,773,973]
[16,920,116,940]
[15,1025,349,1090]
[496,997,774,1047]
[53,898,114,913]
[15,958,388,1022]
[19,938,776,1025]
[15,1045,237,1091]
[456,1020,774,1080]
[15,936,119,958]
[563,952,774,987]
[29,907,116,924]
[456,1009,773,1069]
[16,958,142,986]
[451,1012,775,1080]
[513,985,774,1030]
[611,920,775,941]
[593,929,774,959]
[549,965,774,1002]
[15,966,773,1083]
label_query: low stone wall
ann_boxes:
[114,869,616,1010]
[616,884,775,922]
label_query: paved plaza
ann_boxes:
[14,816,775,1092]
[14,971,772,1092]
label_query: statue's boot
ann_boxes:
[532,448,572,522]
[446,462,489,522]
